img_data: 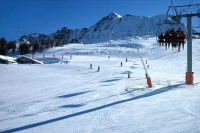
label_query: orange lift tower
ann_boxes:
[165,4,200,84]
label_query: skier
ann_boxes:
[158,32,164,46]
[171,31,178,49]
[176,27,182,33]
[179,31,186,50]
[176,28,183,51]
[164,31,171,50]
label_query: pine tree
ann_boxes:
[0,38,8,55]
[55,39,60,46]
[8,41,16,53]
[32,41,39,54]
[19,41,30,55]
[49,39,54,48]
[45,40,50,49]
[12,42,16,53]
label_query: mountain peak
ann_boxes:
[108,12,122,19]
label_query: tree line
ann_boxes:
[0,38,65,55]
[0,38,16,55]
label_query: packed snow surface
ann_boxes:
[1,37,200,133]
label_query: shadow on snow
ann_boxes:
[101,78,121,83]
[56,90,92,99]
[60,104,85,108]
[1,83,184,133]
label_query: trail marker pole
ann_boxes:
[110,33,111,44]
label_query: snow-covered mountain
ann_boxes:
[19,33,49,42]
[19,12,185,44]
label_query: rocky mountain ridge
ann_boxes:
[20,12,185,44]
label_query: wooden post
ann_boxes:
[97,66,100,72]
[128,71,130,78]
[90,64,92,69]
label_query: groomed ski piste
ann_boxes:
[1,36,200,133]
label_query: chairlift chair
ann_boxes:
[157,6,187,50]
[165,6,182,24]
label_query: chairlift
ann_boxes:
[156,6,183,41]
[156,6,187,50]
[165,6,182,24]
[157,28,186,51]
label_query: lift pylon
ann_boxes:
[164,4,200,85]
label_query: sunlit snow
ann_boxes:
[1,37,200,133]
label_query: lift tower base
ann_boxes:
[186,72,194,85]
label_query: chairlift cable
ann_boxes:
[170,0,176,15]
[192,19,200,28]
[190,0,194,5]
[171,0,174,6]
[148,51,179,60]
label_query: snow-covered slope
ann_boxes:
[20,12,185,44]
[1,37,200,133]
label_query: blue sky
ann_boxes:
[0,0,199,40]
